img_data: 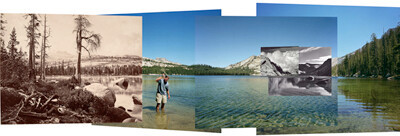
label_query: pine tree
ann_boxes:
[7,27,19,59]
[73,15,101,83]
[25,14,41,81]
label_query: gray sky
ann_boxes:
[299,47,331,64]
[2,13,142,61]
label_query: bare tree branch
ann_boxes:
[81,45,91,58]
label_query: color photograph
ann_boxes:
[257,3,400,134]
[97,10,221,132]
[0,13,142,124]
[194,16,337,129]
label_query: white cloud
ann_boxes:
[305,55,331,64]
[265,50,298,73]
[299,47,322,54]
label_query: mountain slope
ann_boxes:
[47,55,142,68]
[299,63,321,74]
[225,55,260,74]
[142,57,183,67]
[309,58,332,76]
[260,57,291,76]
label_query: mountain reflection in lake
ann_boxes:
[195,76,337,129]
[258,78,400,134]
[268,76,332,96]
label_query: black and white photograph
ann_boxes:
[260,47,299,76]
[0,13,143,124]
[268,76,332,96]
[299,47,332,76]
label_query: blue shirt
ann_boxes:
[157,79,169,95]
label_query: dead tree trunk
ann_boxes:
[74,28,82,83]
[40,15,49,81]
[28,14,39,81]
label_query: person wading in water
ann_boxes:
[155,74,170,112]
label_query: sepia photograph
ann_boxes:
[0,13,142,124]
[260,47,299,76]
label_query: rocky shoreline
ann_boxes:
[1,77,142,124]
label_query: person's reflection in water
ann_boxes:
[155,111,170,129]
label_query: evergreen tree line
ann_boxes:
[334,25,400,77]
[0,20,30,88]
[42,64,142,76]
[1,14,105,85]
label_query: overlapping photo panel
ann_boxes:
[265,47,332,96]
[260,46,299,76]
[96,10,222,133]
[0,13,142,124]
[257,3,400,135]
[194,16,338,129]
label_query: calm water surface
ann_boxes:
[258,78,400,134]
[195,76,338,129]
[100,75,216,131]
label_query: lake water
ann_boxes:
[100,75,220,132]
[258,78,400,134]
[76,75,400,134]
[268,76,332,96]
[195,76,338,129]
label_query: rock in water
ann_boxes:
[110,78,129,90]
[132,94,142,105]
[106,107,131,122]
[83,83,116,107]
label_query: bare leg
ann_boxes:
[161,103,165,111]
[156,103,160,112]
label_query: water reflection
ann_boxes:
[155,111,170,129]
[338,78,400,130]
[258,78,400,134]
[195,76,337,129]
[97,75,202,131]
[268,76,331,96]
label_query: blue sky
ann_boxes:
[112,10,221,65]
[257,3,400,57]
[195,16,337,67]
